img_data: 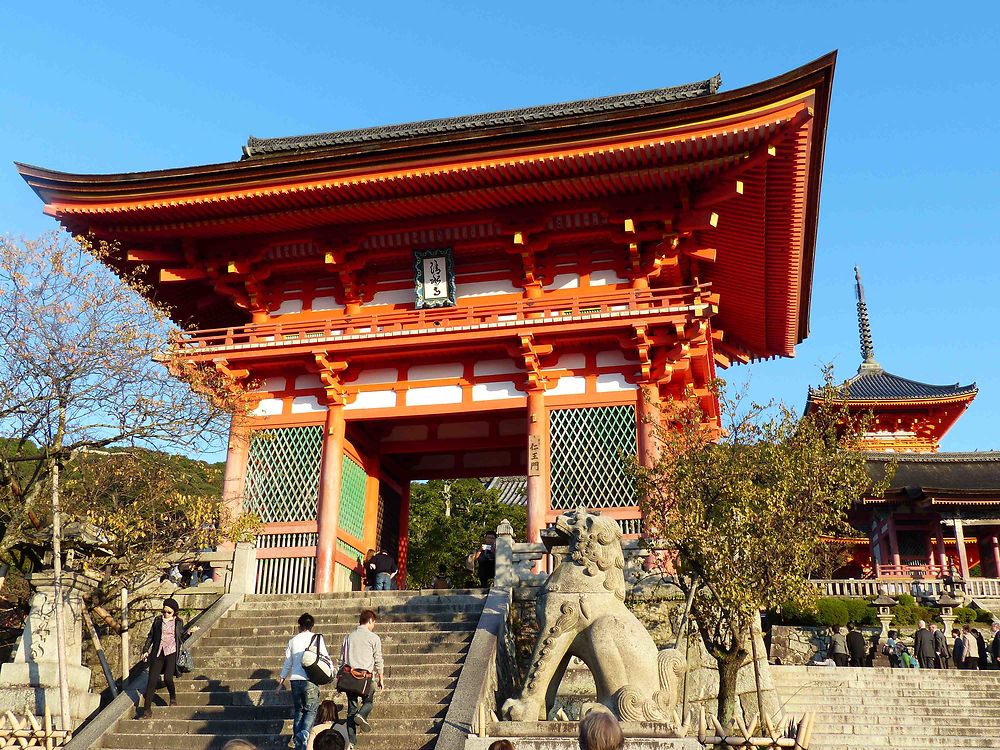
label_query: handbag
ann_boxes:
[176,648,194,673]
[334,636,373,697]
[301,634,334,685]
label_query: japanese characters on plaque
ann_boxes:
[527,434,542,477]
[413,248,456,309]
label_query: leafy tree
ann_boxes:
[406,479,526,589]
[634,378,889,729]
[0,233,253,726]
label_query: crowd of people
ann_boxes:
[827,620,1000,670]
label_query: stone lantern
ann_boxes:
[936,590,962,637]
[873,592,897,639]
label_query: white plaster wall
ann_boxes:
[544,273,580,290]
[464,451,513,469]
[472,382,522,401]
[312,296,345,312]
[353,368,398,385]
[406,385,464,406]
[456,279,519,298]
[362,289,412,307]
[345,390,397,410]
[474,359,523,376]
[259,377,287,393]
[596,350,638,367]
[414,454,456,471]
[290,395,326,413]
[251,398,284,417]
[553,353,586,370]
[294,374,323,390]
[498,418,526,436]
[595,373,636,392]
[273,299,303,315]
[438,421,490,440]
[408,362,463,381]
[384,425,429,442]
[590,268,628,286]
[547,376,587,396]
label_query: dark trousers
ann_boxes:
[917,654,934,669]
[346,690,376,744]
[143,651,177,708]
[831,653,848,667]
[964,657,980,670]
[936,655,950,669]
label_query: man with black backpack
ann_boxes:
[277,613,330,750]
[337,609,384,744]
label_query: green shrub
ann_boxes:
[844,598,877,626]
[976,609,996,624]
[773,601,819,626]
[894,593,916,608]
[816,598,850,627]
[955,607,978,624]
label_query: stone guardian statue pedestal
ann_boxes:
[0,570,103,728]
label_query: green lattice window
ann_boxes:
[245,426,322,523]
[338,456,367,540]
[549,405,637,509]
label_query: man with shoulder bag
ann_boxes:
[277,613,331,750]
[337,609,384,744]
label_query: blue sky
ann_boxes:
[2,1,997,456]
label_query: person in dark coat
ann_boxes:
[990,622,1000,669]
[932,623,950,669]
[952,627,965,668]
[139,597,198,717]
[913,620,936,669]
[846,623,867,667]
[973,628,989,669]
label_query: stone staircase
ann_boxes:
[774,664,1000,749]
[95,590,486,750]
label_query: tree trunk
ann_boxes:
[715,648,746,732]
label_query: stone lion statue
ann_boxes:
[502,508,685,722]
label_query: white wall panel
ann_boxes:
[345,390,397,410]
[408,362,464,381]
[406,385,464,406]
[472,382,522,401]
[595,374,636,392]
[290,395,326,413]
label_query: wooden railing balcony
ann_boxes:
[174,285,712,356]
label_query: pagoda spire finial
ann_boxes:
[854,266,879,369]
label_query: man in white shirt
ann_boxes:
[277,613,330,750]
[337,610,385,744]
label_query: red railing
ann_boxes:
[175,285,710,353]
[875,563,948,579]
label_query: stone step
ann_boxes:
[193,641,470,656]
[209,621,478,637]
[222,612,481,626]
[103,734,438,750]
[782,705,1000,722]
[239,591,485,605]
[162,676,457,692]
[116,716,441,735]
[781,695,1000,710]
[803,739,1000,750]
[195,651,467,668]
[182,663,462,680]
[132,701,447,720]
[778,685,1000,699]
[197,630,474,645]
[161,687,454,706]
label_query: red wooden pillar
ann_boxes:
[222,415,251,523]
[990,534,1000,579]
[637,383,661,468]
[936,523,947,571]
[398,480,411,589]
[954,517,970,580]
[315,402,346,593]
[887,516,901,568]
[526,389,549,544]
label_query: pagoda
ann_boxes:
[18,55,836,593]
[809,270,1000,584]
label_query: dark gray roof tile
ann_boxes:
[243,76,721,158]
[810,366,977,402]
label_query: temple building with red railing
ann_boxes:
[808,270,1000,588]
[17,55,835,594]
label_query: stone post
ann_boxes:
[494,519,516,589]
[230,541,258,595]
[0,570,102,728]
[873,592,897,640]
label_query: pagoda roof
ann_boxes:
[243,76,722,157]
[863,452,1000,505]
[810,365,978,404]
